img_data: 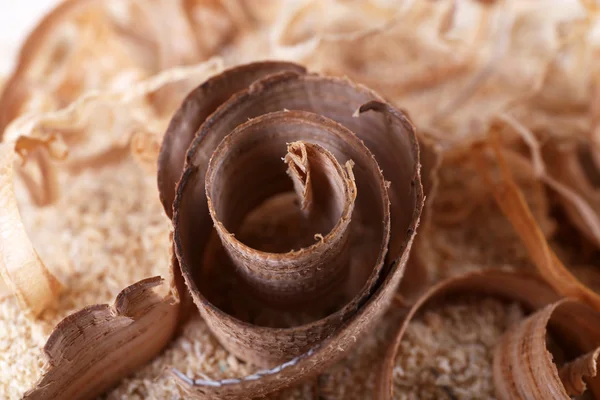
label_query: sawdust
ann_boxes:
[104,316,253,400]
[315,308,406,400]
[0,297,47,400]
[393,297,525,400]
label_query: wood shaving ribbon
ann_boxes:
[494,299,600,399]
[0,143,62,316]
[543,140,600,249]
[474,140,600,310]
[376,269,600,400]
[157,61,423,398]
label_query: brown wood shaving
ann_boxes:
[558,348,600,396]
[165,61,423,398]
[379,269,600,400]
[23,276,180,399]
[494,299,600,399]
[475,139,600,310]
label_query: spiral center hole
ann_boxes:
[208,138,346,254]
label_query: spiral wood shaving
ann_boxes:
[161,61,423,398]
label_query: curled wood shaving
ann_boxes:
[13,134,66,206]
[558,348,600,396]
[494,299,600,399]
[130,130,161,173]
[497,112,600,249]
[383,271,600,399]
[0,143,62,317]
[23,276,180,400]
[2,58,222,205]
[14,134,68,162]
[157,61,304,218]
[474,139,600,310]
[284,141,317,214]
[376,269,562,399]
[16,149,60,207]
[163,61,422,398]
[0,0,248,133]
[544,141,600,248]
[3,57,224,144]
[269,0,401,61]
[206,133,358,311]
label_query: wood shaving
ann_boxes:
[5,0,600,399]
[393,297,524,400]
